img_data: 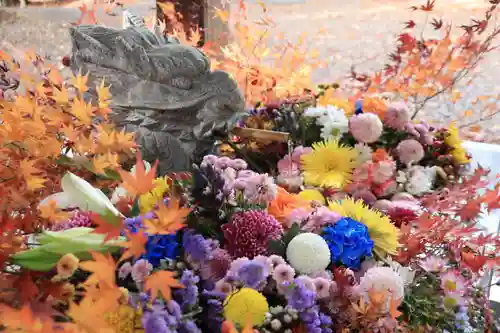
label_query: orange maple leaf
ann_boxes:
[144,199,190,235]
[39,200,72,223]
[118,152,159,196]
[67,295,117,333]
[79,251,117,288]
[389,297,402,320]
[118,230,148,262]
[144,270,184,301]
[90,213,124,243]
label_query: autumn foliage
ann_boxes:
[0,51,137,328]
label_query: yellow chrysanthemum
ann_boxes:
[104,305,144,333]
[298,189,326,205]
[328,198,400,255]
[444,122,471,165]
[223,288,269,327]
[139,177,170,213]
[301,140,360,189]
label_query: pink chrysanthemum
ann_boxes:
[396,139,425,165]
[349,113,383,143]
[200,248,232,281]
[243,174,278,205]
[51,210,93,231]
[223,210,284,259]
[384,101,411,130]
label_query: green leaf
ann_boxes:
[268,239,285,257]
[129,199,140,217]
[55,155,74,166]
[283,223,301,246]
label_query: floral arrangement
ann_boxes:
[1,1,500,333]
[2,61,499,332]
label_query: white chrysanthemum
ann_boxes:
[286,233,331,274]
[354,143,373,164]
[384,257,415,286]
[304,105,349,140]
[360,266,405,301]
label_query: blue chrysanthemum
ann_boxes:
[321,217,374,269]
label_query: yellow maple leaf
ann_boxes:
[71,96,94,126]
[92,155,112,175]
[97,79,112,109]
[26,176,47,192]
[71,71,89,95]
[214,7,229,22]
[52,86,70,104]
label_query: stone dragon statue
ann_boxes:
[68,11,245,174]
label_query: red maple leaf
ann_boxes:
[461,251,488,272]
[90,213,124,243]
[431,18,443,30]
[458,199,482,221]
[14,272,39,304]
[421,0,436,11]
[398,33,417,52]
[404,20,416,29]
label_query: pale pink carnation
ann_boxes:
[243,173,278,204]
[396,139,425,165]
[349,113,383,143]
[313,277,331,299]
[384,101,410,130]
[372,160,396,184]
[273,264,296,285]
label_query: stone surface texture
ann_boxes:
[69,25,245,174]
